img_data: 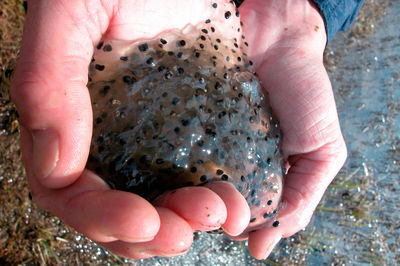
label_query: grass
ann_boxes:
[0,0,25,71]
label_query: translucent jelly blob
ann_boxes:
[87,3,283,232]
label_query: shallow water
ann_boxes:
[311,1,399,263]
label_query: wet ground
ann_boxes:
[0,0,399,264]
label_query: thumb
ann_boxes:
[11,0,111,188]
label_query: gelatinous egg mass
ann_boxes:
[87,3,283,230]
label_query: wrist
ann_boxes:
[241,0,327,59]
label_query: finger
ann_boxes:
[248,225,282,260]
[206,181,251,236]
[279,140,347,235]
[62,189,160,243]
[10,0,113,188]
[101,207,193,259]
[153,186,227,231]
[27,167,160,243]
[247,139,347,259]
[227,234,248,241]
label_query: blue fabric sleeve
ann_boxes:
[312,0,365,43]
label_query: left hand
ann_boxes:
[238,0,347,259]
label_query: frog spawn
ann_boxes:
[87,2,283,232]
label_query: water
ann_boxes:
[318,1,400,263]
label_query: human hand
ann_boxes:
[236,0,347,259]
[10,0,252,259]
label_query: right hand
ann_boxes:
[11,0,251,259]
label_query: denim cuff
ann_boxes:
[312,0,365,43]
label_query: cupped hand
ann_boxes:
[238,0,348,259]
[11,0,251,259]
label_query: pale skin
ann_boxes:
[11,0,347,260]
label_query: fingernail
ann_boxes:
[111,234,155,243]
[148,248,189,257]
[152,194,166,206]
[262,237,280,260]
[152,190,176,206]
[32,129,59,179]
[222,226,243,237]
